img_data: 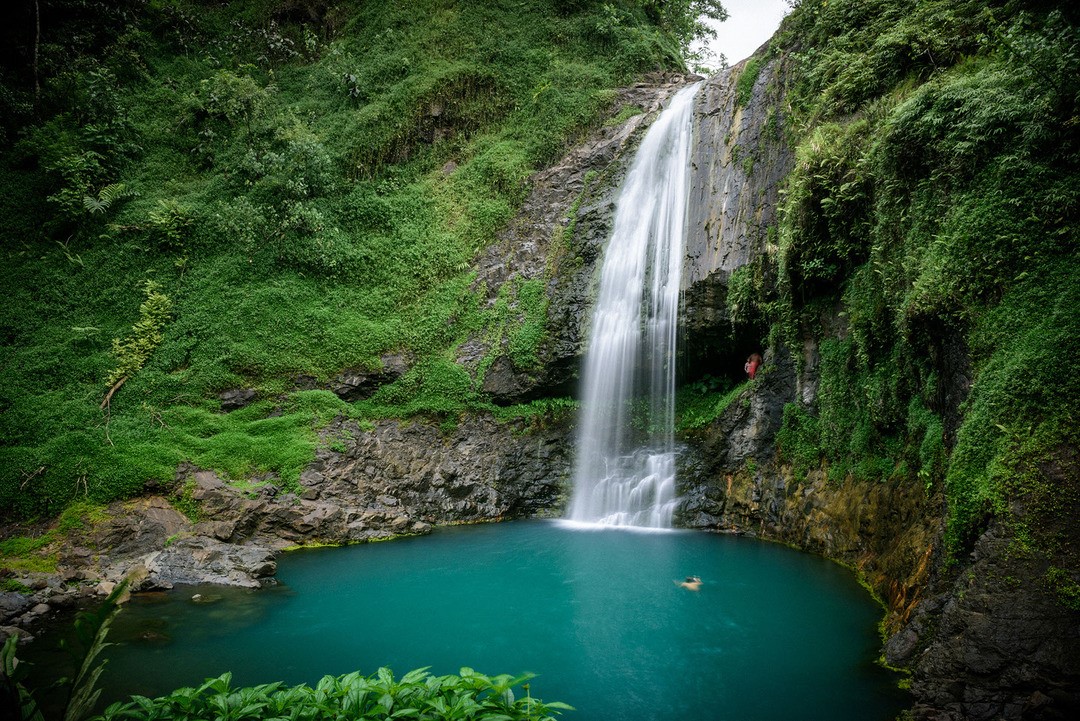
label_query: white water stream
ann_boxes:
[566,83,699,528]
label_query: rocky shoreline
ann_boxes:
[1,412,574,644]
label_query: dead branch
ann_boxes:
[101,376,128,410]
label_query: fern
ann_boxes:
[105,281,172,389]
[82,183,137,215]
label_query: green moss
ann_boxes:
[1046,567,1080,611]
[604,104,644,127]
[0,535,52,558]
[1,579,33,594]
[171,479,201,523]
[57,501,109,533]
[0,532,60,574]
[735,57,763,107]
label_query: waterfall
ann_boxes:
[566,82,699,529]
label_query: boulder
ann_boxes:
[219,388,257,411]
[0,625,34,645]
[145,537,276,589]
[330,353,410,401]
[0,592,31,618]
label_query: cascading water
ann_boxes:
[566,82,699,528]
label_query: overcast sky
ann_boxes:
[694,0,791,69]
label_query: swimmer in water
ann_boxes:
[676,576,702,591]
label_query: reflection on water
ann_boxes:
[110,584,288,647]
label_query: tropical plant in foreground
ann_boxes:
[93,666,572,721]
[0,580,129,721]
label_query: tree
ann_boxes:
[644,0,729,55]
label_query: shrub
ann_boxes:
[735,57,762,107]
[775,402,822,481]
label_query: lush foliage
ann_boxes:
[752,0,1079,560]
[0,0,713,521]
[734,56,762,107]
[2,579,129,721]
[91,667,570,721]
[676,376,748,431]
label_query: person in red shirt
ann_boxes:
[744,353,762,380]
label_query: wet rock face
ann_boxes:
[686,56,792,287]
[462,72,700,404]
[898,443,1080,721]
[681,56,793,375]
[899,522,1080,721]
[675,336,1080,719]
[676,345,941,638]
[285,410,574,535]
[200,409,570,566]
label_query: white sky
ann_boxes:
[694,0,791,69]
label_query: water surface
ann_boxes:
[85,522,906,720]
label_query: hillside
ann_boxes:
[0,0,722,522]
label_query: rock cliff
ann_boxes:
[681,55,792,376]
[55,414,572,593]
[675,48,1080,720]
[464,72,699,403]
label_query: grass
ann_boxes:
[735,56,762,107]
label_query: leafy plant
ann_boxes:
[1,635,43,721]
[676,377,747,431]
[93,666,571,721]
[147,200,193,249]
[103,280,172,406]
[82,183,137,215]
[775,402,822,481]
[0,580,129,721]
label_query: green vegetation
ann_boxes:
[676,376,748,431]
[2,580,129,721]
[90,668,570,721]
[0,501,112,573]
[0,0,717,522]
[104,280,172,398]
[734,56,762,107]
[1046,567,1080,611]
[737,1,1079,560]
